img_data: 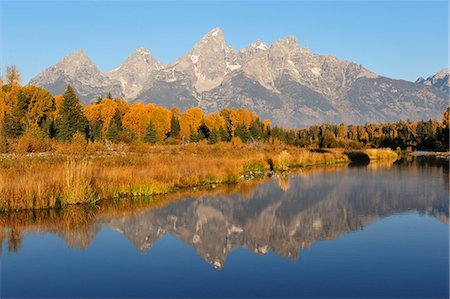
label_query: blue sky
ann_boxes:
[0,0,448,83]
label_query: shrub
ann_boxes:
[275,150,291,171]
[164,137,181,145]
[70,131,87,153]
[230,137,243,147]
[86,141,107,153]
[0,134,10,153]
[243,160,266,178]
[15,126,48,153]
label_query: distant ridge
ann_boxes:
[416,68,449,94]
[30,28,448,127]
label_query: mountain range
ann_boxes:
[29,28,449,127]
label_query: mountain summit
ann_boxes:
[30,50,122,101]
[107,48,165,99]
[416,68,449,93]
[29,28,448,127]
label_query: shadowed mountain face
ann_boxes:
[29,28,448,127]
[1,158,448,269]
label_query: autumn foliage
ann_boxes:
[0,66,448,153]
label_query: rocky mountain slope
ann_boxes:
[416,68,449,94]
[29,50,123,101]
[29,28,448,127]
[107,47,165,99]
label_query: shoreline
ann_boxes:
[0,145,397,212]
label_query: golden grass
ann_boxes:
[0,143,397,211]
[364,148,398,161]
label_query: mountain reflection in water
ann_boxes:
[0,157,448,269]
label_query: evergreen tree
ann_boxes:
[189,126,198,143]
[56,85,88,141]
[249,119,264,140]
[120,128,137,144]
[143,122,159,144]
[219,126,230,142]
[208,129,219,144]
[89,120,103,142]
[106,122,120,143]
[169,114,181,138]
[3,113,22,138]
[197,130,206,141]
[234,123,251,143]
[197,122,210,140]
[4,91,28,137]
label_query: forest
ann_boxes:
[0,65,449,153]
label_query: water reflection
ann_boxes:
[1,158,448,269]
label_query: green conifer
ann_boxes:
[169,114,181,138]
[143,122,159,144]
[208,129,218,144]
[56,85,88,141]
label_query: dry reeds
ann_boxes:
[0,144,397,211]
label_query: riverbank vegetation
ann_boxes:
[0,68,448,153]
[0,144,398,211]
[0,66,442,211]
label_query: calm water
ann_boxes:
[1,158,449,298]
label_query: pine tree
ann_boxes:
[208,129,219,144]
[234,123,251,143]
[106,122,120,143]
[90,120,103,142]
[143,122,159,144]
[4,91,28,137]
[219,126,230,142]
[197,130,206,141]
[169,114,181,138]
[197,122,210,140]
[189,126,198,143]
[3,113,22,138]
[56,85,88,141]
[249,119,263,140]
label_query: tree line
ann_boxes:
[0,66,448,152]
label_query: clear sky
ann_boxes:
[0,0,448,83]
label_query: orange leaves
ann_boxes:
[180,107,204,137]
[221,108,259,134]
[121,103,171,140]
[442,107,450,129]
[148,104,171,140]
[80,99,264,143]
[24,86,55,126]
[204,113,225,131]
[84,98,119,138]
[122,102,149,139]
[263,119,271,132]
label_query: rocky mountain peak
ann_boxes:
[200,27,225,42]
[273,35,299,48]
[192,27,229,56]
[416,68,450,93]
[29,49,122,101]
[252,40,269,51]
[66,49,89,60]
[29,29,448,127]
[58,49,98,70]
[435,68,449,79]
[185,27,238,92]
[107,47,165,99]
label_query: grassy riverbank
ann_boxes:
[0,143,397,211]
